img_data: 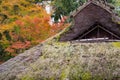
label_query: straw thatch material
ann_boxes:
[60,1,120,41]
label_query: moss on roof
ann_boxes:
[0,39,120,80]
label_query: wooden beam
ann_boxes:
[79,26,98,39]
[79,25,120,40]
[98,25,120,39]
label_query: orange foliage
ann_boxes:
[5,47,15,53]
[2,5,68,55]
[15,20,24,27]
[11,41,31,49]
[0,0,69,62]
[5,41,31,53]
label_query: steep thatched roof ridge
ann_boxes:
[71,1,115,17]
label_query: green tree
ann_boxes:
[51,0,86,22]
[114,0,120,15]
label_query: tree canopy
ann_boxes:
[0,0,68,62]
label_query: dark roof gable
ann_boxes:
[59,1,120,41]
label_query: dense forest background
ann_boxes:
[0,0,120,63]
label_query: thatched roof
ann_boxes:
[59,1,120,41]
